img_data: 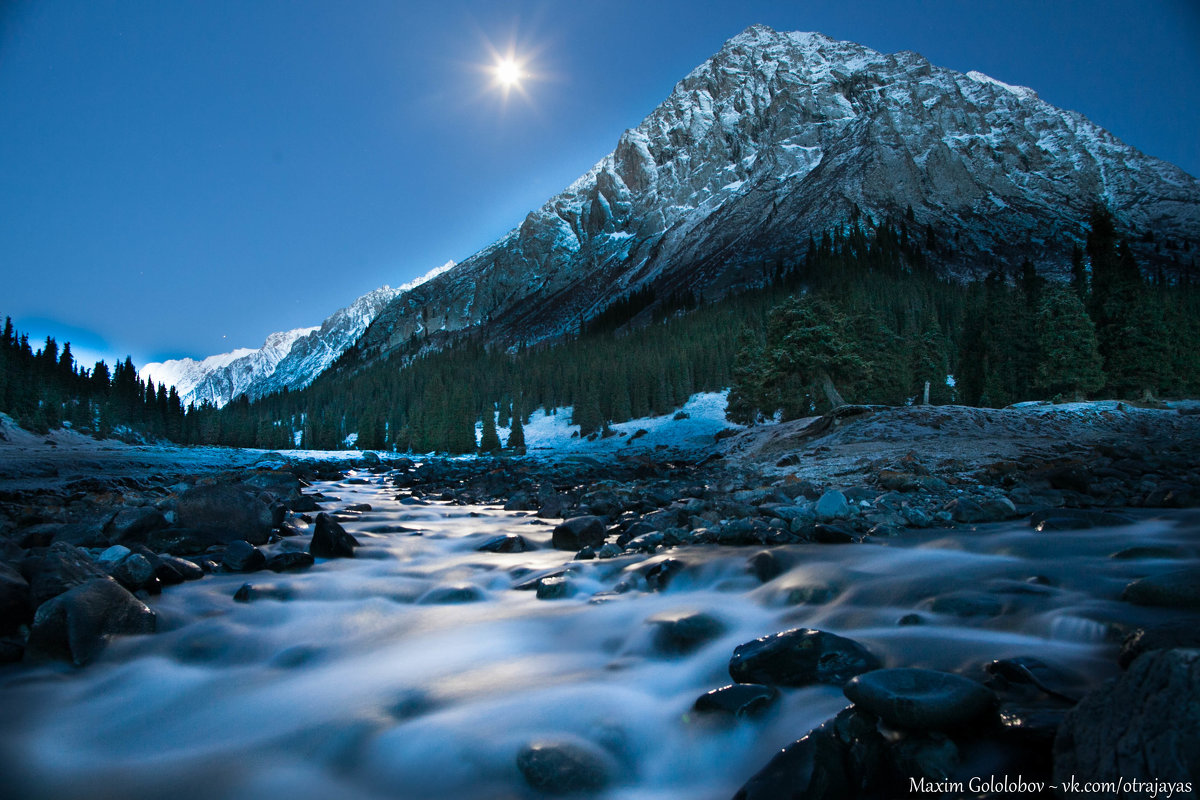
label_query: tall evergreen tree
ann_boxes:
[479,406,501,452]
[1032,284,1106,400]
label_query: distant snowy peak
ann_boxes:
[141,326,316,408]
[353,24,1200,360]
[397,260,456,293]
[142,261,456,407]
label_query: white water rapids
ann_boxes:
[1,470,1196,800]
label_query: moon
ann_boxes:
[493,55,523,89]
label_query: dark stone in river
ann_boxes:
[516,738,612,794]
[647,610,725,655]
[535,576,571,600]
[477,534,531,553]
[843,668,996,730]
[1029,508,1135,531]
[1054,648,1200,791]
[729,627,881,687]
[110,553,156,590]
[222,540,266,573]
[551,516,606,551]
[309,512,359,558]
[748,549,796,583]
[155,553,205,582]
[692,683,779,719]
[26,577,155,665]
[812,523,855,544]
[732,708,885,800]
[1119,622,1200,669]
[1121,568,1200,608]
[176,483,275,545]
[24,541,108,608]
[0,561,31,634]
[419,583,485,604]
[266,551,315,572]
[106,507,169,544]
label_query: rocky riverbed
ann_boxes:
[0,403,1198,798]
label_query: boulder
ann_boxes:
[551,516,606,551]
[309,513,359,558]
[24,541,108,608]
[647,610,725,655]
[26,577,155,665]
[516,739,613,795]
[221,540,266,573]
[175,483,274,545]
[1119,623,1200,669]
[0,561,31,634]
[265,552,315,572]
[1054,648,1200,791]
[692,683,779,719]
[1121,569,1200,609]
[110,553,157,591]
[843,668,996,730]
[729,627,881,687]
[477,534,531,553]
[106,507,169,544]
[814,490,851,522]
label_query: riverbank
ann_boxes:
[1,402,1198,798]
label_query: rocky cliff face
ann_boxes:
[355,25,1200,359]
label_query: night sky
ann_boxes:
[3,0,1198,369]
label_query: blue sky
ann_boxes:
[2,0,1198,369]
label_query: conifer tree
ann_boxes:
[1032,284,1106,400]
[479,406,501,452]
[507,406,526,451]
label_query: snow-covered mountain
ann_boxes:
[353,26,1200,360]
[142,262,454,406]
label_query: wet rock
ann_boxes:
[419,583,484,604]
[96,545,132,569]
[643,558,683,591]
[139,527,231,556]
[888,732,960,785]
[24,541,108,608]
[732,708,885,800]
[984,656,1084,702]
[782,583,840,605]
[944,497,990,523]
[26,577,155,665]
[1121,568,1200,608]
[535,576,570,600]
[1119,623,1200,668]
[729,627,881,687]
[516,738,612,795]
[477,534,531,553]
[110,553,156,591]
[233,582,294,603]
[813,490,851,522]
[156,553,204,582]
[309,512,359,558]
[551,516,606,551]
[0,561,30,634]
[1030,508,1135,531]
[107,507,169,544]
[222,540,266,573]
[928,592,1004,617]
[748,549,796,583]
[263,551,314,573]
[176,483,275,545]
[1143,482,1198,508]
[1055,648,1200,791]
[647,610,724,655]
[692,683,779,719]
[844,668,995,730]
[812,523,855,544]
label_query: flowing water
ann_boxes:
[1,470,1197,800]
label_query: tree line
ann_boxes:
[0,320,185,440]
[4,205,1196,450]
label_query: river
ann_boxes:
[1,469,1196,799]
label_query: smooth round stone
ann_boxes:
[729,628,880,687]
[843,668,995,730]
[647,610,725,655]
[516,739,612,794]
[692,683,780,719]
[1121,569,1200,608]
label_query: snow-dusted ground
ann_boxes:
[490,391,738,457]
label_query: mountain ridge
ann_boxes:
[349,25,1198,363]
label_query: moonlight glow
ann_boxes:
[494,56,523,88]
